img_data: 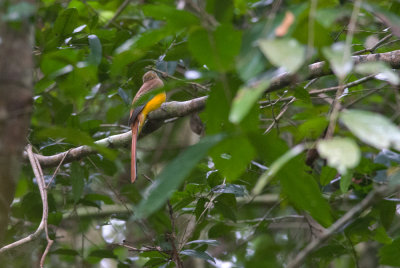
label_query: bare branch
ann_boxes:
[104,0,131,28]
[24,97,207,168]
[260,74,376,107]
[287,185,393,268]
[0,145,53,259]
[264,98,296,134]
[266,49,400,93]
[353,34,393,55]
[167,201,183,268]
[19,50,400,170]
[148,67,211,92]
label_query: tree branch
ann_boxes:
[260,74,376,106]
[104,0,131,28]
[21,50,400,170]
[24,97,207,168]
[265,49,400,93]
[287,185,395,268]
[0,145,53,260]
[0,1,34,244]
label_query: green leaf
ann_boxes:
[379,237,400,266]
[363,3,400,37]
[48,211,63,226]
[294,87,311,104]
[194,197,207,221]
[214,194,237,222]
[88,35,102,65]
[84,193,114,205]
[188,24,242,71]
[89,249,117,259]
[322,42,353,79]
[71,162,84,203]
[117,88,130,105]
[252,144,306,196]
[51,248,80,256]
[296,116,328,142]
[208,222,234,238]
[245,235,278,267]
[142,5,199,30]
[211,183,246,197]
[280,163,333,227]
[374,226,393,245]
[186,240,220,246]
[180,249,215,263]
[201,81,233,134]
[40,49,79,76]
[317,137,361,174]
[135,135,224,219]
[110,50,144,78]
[340,171,353,193]
[236,23,267,81]
[316,8,350,28]
[4,2,35,22]
[229,79,270,124]
[319,166,337,186]
[37,127,116,160]
[340,109,400,151]
[52,8,78,39]
[258,38,306,73]
[377,200,396,230]
[143,258,167,267]
[210,135,256,181]
[355,62,400,85]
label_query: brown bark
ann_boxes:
[0,4,34,244]
[266,49,400,93]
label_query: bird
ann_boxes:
[129,71,165,183]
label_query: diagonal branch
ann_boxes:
[105,0,131,28]
[21,49,400,170]
[24,97,207,168]
[265,49,400,93]
[287,185,395,268]
[0,145,53,261]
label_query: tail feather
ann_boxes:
[131,121,139,183]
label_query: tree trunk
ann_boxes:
[0,1,34,244]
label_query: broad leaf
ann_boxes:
[340,109,400,151]
[180,249,215,263]
[323,42,353,79]
[317,137,360,174]
[188,24,242,71]
[134,135,224,219]
[258,38,306,73]
[71,162,84,203]
[229,79,270,124]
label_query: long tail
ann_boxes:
[131,121,139,183]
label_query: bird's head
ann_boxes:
[142,71,159,83]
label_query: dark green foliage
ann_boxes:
[3,0,400,267]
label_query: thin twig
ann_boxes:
[353,33,393,55]
[325,82,345,139]
[32,148,54,268]
[260,74,376,107]
[326,0,362,139]
[287,185,390,268]
[343,86,385,108]
[167,201,183,268]
[264,98,296,134]
[0,145,53,265]
[148,67,211,92]
[46,148,71,188]
[117,242,164,253]
[105,0,131,28]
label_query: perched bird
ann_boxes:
[129,71,165,183]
